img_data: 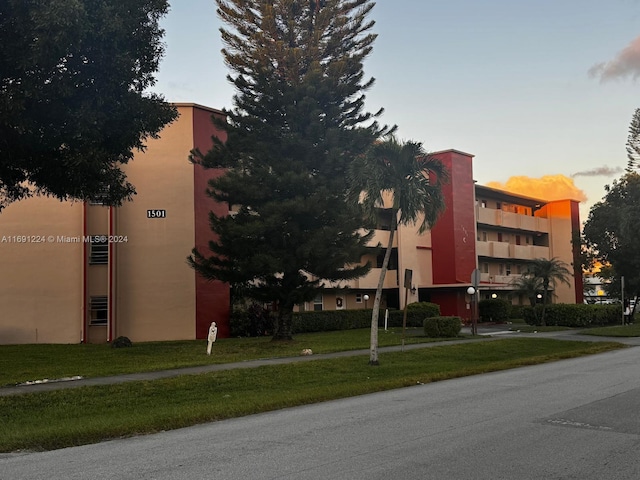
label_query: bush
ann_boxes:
[111,336,132,348]
[230,304,274,337]
[509,304,526,320]
[478,299,511,322]
[523,303,622,327]
[423,316,462,338]
[292,309,372,333]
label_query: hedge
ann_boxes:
[423,316,462,337]
[478,299,511,322]
[523,303,623,327]
[230,302,442,336]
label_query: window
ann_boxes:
[355,293,363,303]
[90,296,108,325]
[481,200,487,208]
[515,235,521,245]
[481,263,489,273]
[482,231,487,242]
[499,263,505,275]
[506,263,512,276]
[90,236,108,264]
[497,232,503,242]
[313,293,323,311]
[496,202,502,210]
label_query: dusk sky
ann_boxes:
[152,1,640,222]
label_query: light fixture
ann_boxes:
[410,286,416,295]
[466,286,475,295]
[491,293,497,299]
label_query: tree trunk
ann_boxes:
[273,306,294,341]
[540,280,549,327]
[369,214,396,365]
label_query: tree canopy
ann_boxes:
[347,136,448,364]
[0,0,177,210]
[583,172,640,302]
[189,0,392,340]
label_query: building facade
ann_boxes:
[0,104,230,344]
[0,103,583,344]
[307,149,583,321]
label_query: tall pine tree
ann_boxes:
[189,0,392,339]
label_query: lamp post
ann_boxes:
[467,286,478,335]
[363,294,369,310]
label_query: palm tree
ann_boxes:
[510,274,543,307]
[348,136,449,365]
[529,257,572,326]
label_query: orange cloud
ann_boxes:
[485,175,587,202]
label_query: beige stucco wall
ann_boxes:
[396,220,432,307]
[113,106,197,341]
[536,200,576,304]
[0,197,83,344]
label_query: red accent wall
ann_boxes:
[192,107,231,339]
[430,151,477,286]
[570,200,584,304]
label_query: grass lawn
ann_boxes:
[0,337,624,453]
[581,323,640,337]
[0,328,457,386]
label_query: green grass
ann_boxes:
[0,337,624,453]
[0,328,457,386]
[581,323,640,337]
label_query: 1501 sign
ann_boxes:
[147,209,166,218]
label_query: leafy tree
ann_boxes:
[0,0,177,210]
[583,172,640,311]
[189,0,391,340]
[626,108,640,172]
[347,136,448,365]
[528,257,572,326]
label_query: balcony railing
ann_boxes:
[476,241,549,260]
[476,208,549,232]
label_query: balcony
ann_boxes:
[480,273,524,286]
[360,228,396,248]
[477,241,549,260]
[341,268,399,290]
[477,208,549,233]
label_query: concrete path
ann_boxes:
[2,325,637,397]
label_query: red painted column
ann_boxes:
[192,107,231,339]
[429,150,477,317]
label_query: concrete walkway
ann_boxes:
[2,326,637,397]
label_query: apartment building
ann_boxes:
[308,150,583,320]
[0,104,230,344]
[0,102,582,343]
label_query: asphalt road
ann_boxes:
[3,340,640,479]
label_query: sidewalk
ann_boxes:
[2,327,637,397]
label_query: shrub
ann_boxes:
[478,299,511,322]
[523,303,622,327]
[111,336,132,348]
[230,304,274,337]
[423,316,462,338]
[509,304,526,320]
[292,309,372,333]
[406,302,441,317]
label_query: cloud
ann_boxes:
[571,166,623,178]
[589,35,640,82]
[486,175,587,202]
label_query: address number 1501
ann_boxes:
[147,209,166,218]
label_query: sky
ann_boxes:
[152,0,640,223]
